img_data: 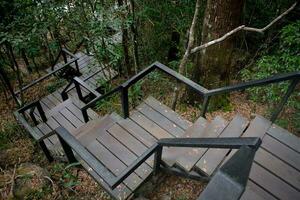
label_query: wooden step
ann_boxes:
[267,124,300,153]
[143,96,192,130]
[34,98,100,157]
[217,115,300,199]
[175,116,228,172]
[128,95,192,142]
[195,115,249,176]
[162,117,207,167]
[74,113,153,199]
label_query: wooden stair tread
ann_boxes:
[144,96,192,130]
[175,116,229,172]
[130,110,174,139]
[136,102,186,138]
[241,181,277,200]
[217,115,300,200]
[267,124,300,153]
[195,115,249,176]
[162,117,207,167]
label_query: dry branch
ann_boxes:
[171,0,201,110]
[190,1,297,54]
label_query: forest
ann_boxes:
[0,0,299,199]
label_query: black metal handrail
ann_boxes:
[61,76,101,102]
[53,126,261,190]
[81,61,300,123]
[14,48,79,97]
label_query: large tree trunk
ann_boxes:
[193,0,244,89]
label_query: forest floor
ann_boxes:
[0,73,297,200]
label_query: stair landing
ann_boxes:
[63,96,193,199]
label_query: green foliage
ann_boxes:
[51,162,81,189]
[46,79,66,93]
[241,21,300,116]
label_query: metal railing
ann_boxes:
[81,61,300,123]
[61,76,101,102]
[13,48,80,107]
[54,126,261,191]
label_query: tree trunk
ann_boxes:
[129,0,139,73]
[193,0,244,89]
[118,0,133,76]
[21,49,32,73]
[7,42,24,104]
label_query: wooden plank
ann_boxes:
[261,134,300,171]
[267,124,300,153]
[162,117,207,167]
[249,163,300,199]
[130,111,174,139]
[51,112,76,133]
[78,158,132,200]
[195,115,249,176]
[242,115,271,138]
[222,115,272,165]
[136,102,185,138]
[144,96,192,130]
[36,121,56,145]
[96,131,152,179]
[87,140,143,191]
[107,123,154,167]
[176,116,228,172]
[60,107,84,128]
[63,102,85,123]
[116,115,157,148]
[241,181,277,200]
[76,115,115,145]
[47,93,62,106]
[41,95,56,109]
[33,126,53,147]
[108,123,148,157]
[254,148,300,190]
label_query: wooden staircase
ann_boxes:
[14,61,300,200]
[36,96,299,199]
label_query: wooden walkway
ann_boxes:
[32,96,300,199]
[24,51,118,156]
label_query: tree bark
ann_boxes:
[193,0,245,89]
[118,0,133,76]
[129,0,139,73]
[21,49,32,73]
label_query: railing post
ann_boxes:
[74,80,85,102]
[82,108,89,123]
[29,108,38,125]
[38,140,54,162]
[153,145,162,175]
[270,79,299,123]
[62,50,68,64]
[36,101,47,122]
[200,96,211,118]
[61,92,68,101]
[57,134,77,163]
[121,87,129,118]
[75,60,80,74]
